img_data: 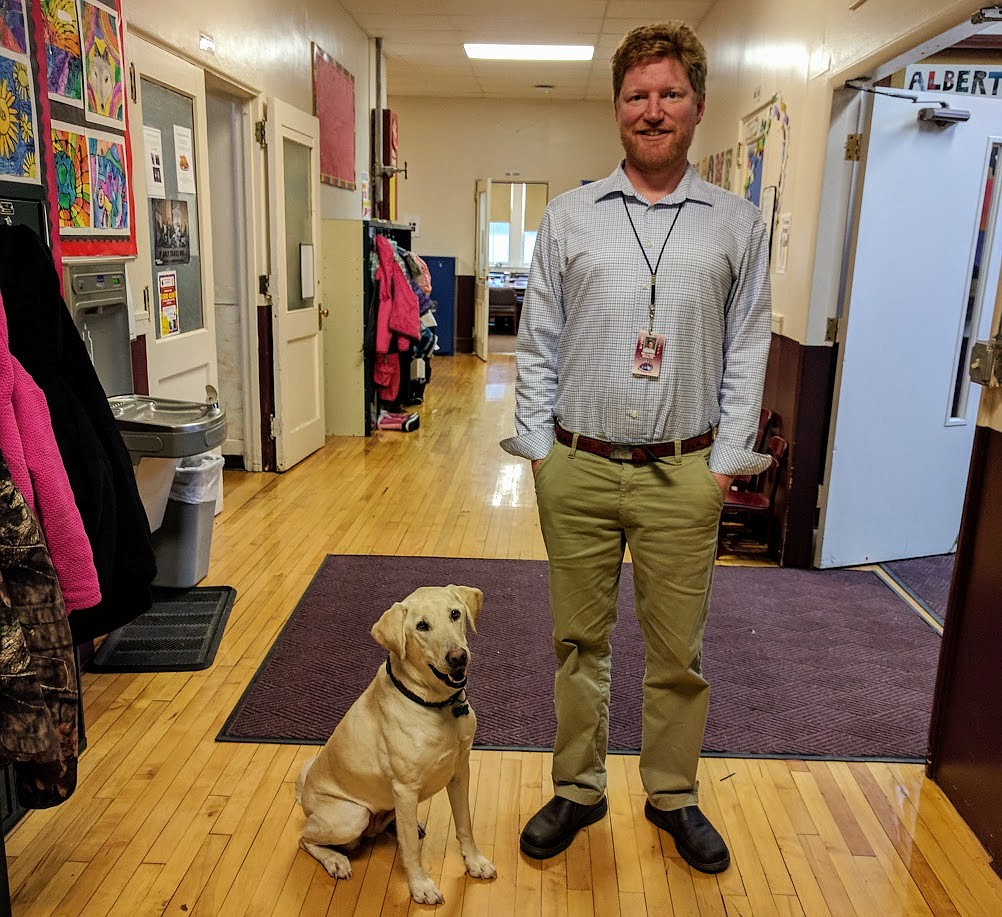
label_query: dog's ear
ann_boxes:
[449,585,483,633]
[371,601,408,657]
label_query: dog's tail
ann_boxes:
[295,756,318,805]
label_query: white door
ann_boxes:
[126,35,217,401]
[266,98,325,471]
[474,178,492,361]
[816,92,1002,567]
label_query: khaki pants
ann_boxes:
[533,440,723,812]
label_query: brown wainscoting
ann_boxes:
[760,333,837,567]
[130,336,149,395]
[456,274,475,353]
[928,423,1002,877]
[258,304,276,471]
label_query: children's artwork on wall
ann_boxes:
[51,120,90,230]
[1,0,27,56]
[88,129,128,232]
[81,0,124,128]
[742,113,768,206]
[312,43,355,190]
[0,51,39,183]
[42,0,84,106]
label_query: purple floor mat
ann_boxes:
[219,555,942,761]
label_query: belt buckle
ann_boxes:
[609,444,633,461]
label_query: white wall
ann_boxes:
[387,97,623,275]
[124,0,372,221]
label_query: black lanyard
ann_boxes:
[622,195,685,333]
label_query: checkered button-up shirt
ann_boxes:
[500,162,772,477]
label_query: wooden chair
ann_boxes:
[718,434,788,554]
[731,407,775,493]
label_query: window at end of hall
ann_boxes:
[490,182,547,269]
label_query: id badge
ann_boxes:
[632,331,665,379]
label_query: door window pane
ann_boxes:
[283,137,313,311]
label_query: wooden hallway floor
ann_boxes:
[5,353,1000,916]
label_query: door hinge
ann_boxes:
[259,274,270,295]
[255,119,268,148]
[844,133,863,161]
[270,415,281,439]
[129,63,137,103]
[826,317,839,343]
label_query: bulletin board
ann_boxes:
[311,42,355,191]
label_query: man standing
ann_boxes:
[501,21,772,874]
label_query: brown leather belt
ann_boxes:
[554,422,713,463]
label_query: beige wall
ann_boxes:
[387,97,623,275]
[691,0,988,344]
[124,0,372,221]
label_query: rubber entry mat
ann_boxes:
[90,586,237,672]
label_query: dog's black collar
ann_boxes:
[385,658,470,717]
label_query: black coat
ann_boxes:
[0,225,155,643]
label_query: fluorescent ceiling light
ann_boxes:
[464,43,594,61]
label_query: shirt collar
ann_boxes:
[593,161,714,208]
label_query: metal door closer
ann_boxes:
[63,260,226,535]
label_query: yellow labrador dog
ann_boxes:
[295,584,496,904]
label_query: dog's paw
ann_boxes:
[322,850,353,880]
[464,854,497,880]
[408,876,444,905]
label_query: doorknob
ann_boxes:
[318,303,329,329]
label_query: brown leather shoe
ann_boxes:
[644,802,730,873]
[520,795,608,859]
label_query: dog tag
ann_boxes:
[452,704,470,718]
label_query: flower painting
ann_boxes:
[52,122,91,230]
[43,0,84,105]
[0,51,38,183]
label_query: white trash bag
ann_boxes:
[169,453,224,505]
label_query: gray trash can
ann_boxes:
[109,393,227,588]
[152,453,224,588]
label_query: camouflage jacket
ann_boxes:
[0,451,78,808]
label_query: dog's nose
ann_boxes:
[446,648,468,670]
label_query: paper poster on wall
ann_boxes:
[172,124,196,195]
[759,185,777,259]
[52,120,90,230]
[776,212,792,275]
[152,198,190,264]
[157,270,180,337]
[42,0,84,106]
[0,0,27,56]
[360,169,370,219]
[81,0,125,128]
[0,51,39,184]
[143,125,165,198]
[89,130,129,233]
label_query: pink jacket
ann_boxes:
[373,235,420,402]
[0,291,101,612]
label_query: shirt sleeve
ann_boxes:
[500,208,565,460]
[708,215,774,476]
